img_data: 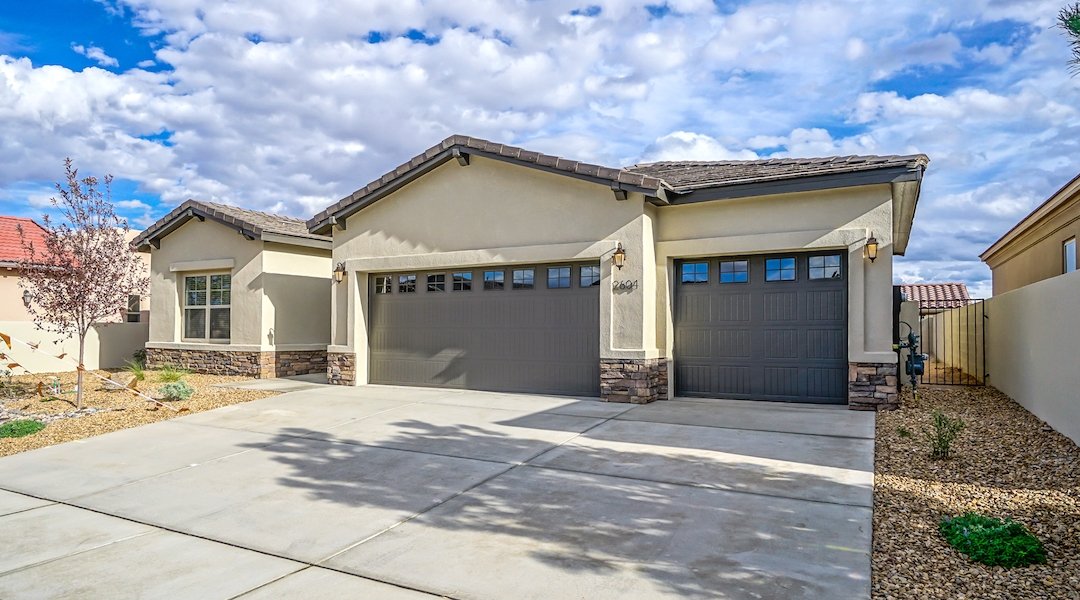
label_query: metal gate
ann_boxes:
[916,300,986,385]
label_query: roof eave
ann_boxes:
[133,203,262,251]
[667,164,922,205]
[980,171,1080,263]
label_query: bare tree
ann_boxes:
[1062,2,1080,74]
[18,159,149,409]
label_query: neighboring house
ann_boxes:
[132,200,333,378]
[899,282,972,314]
[981,172,1080,295]
[0,215,149,372]
[307,135,928,410]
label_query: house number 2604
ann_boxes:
[613,280,639,291]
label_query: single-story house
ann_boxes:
[132,200,332,378]
[981,171,1079,295]
[307,135,928,410]
[899,282,972,314]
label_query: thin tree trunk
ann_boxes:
[77,334,85,410]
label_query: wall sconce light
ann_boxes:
[333,263,347,284]
[612,243,627,270]
[22,290,31,308]
[864,232,879,263]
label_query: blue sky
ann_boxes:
[1,0,1079,296]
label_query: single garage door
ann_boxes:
[369,262,601,396]
[674,251,848,403]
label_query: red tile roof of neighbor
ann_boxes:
[0,216,50,264]
[899,283,973,308]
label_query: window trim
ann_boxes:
[1065,238,1077,274]
[182,272,232,343]
[125,294,141,323]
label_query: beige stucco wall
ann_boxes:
[0,270,32,321]
[329,156,902,390]
[983,269,1080,444]
[146,219,330,353]
[985,194,1080,295]
[0,321,148,373]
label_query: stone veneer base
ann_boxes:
[327,352,357,386]
[601,358,668,404]
[146,348,327,379]
[848,361,899,411]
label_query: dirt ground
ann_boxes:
[0,369,278,458]
[874,385,1080,599]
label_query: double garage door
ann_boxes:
[368,262,601,396]
[674,251,849,404]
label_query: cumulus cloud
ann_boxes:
[71,43,119,67]
[0,0,1078,294]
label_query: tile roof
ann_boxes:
[0,216,50,264]
[626,154,930,193]
[308,134,929,233]
[133,200,330,250]
[900,283,973,308]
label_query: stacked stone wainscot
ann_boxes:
[601,358,668,404]
[848,362,899,410]
[327,352,357,386]
[145,348,327,379]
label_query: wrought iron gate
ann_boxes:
[916,300,987,386]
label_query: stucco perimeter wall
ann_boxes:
[330,156,654,384]
[0,321,149,373]
[653,184,898,367]
[984,269,1080,445]
[147,218,265,346]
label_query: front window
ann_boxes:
[184,274,230,340]
[719,260,748,283]
[580,265,600,287]
[1066,238,1077,274]
[126,295,141,323]
[453,272,472,291]
[398,274,416,293]
[513,269,535,290]
[548,267,571,289]
[484,271,504,290]
[427,273,445,292]
[681,262,708,284]
[765,258,796,281]
[375,276,392,294]
[809,255,842,280]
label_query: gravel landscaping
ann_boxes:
[0,369,279,458]
[874,385,1080,599]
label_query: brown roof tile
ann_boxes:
[132,200,330,250]
[900,283,973,308]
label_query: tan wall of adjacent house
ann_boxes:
[985,192,1080,295]
[328,155,902,388]
[0,270,32,321]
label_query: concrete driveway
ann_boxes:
[0,384,875,599]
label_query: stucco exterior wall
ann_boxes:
[328,156,902,394]
[146,219,331,354]
[983,270,1080,444]
[984,196,1080,295]
[0,321,148,373]
[0,270,32,321]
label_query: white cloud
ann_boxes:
[0,0,1078,294]
[71,44,120,68]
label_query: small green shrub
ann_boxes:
[940,513,1046,567]
[158,381,195,402]
[922,410,965,460]
[897,426,913,438]
[123,360,146,382]
[0,420,46,438]
[157,365,191,383]
[132,348,147,368]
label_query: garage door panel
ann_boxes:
[369,262,600,396]
[674,253,847,404]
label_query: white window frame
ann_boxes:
[183,273,232,343]
[125,294,141,323]
[1065,238,1077,274]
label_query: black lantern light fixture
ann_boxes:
[22,289,31,308]
[864,232,879,263]
[612,243,627,269]
[333,262,347,284]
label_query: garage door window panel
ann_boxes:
[809,255,842,280]
[719,260,748,283]
[453,272,472,291]
[765,258,796,281]
[399,275,417,293]
[513,269,535,290]
[484,271,504,290]
[427,273,446,292]
[375,276,393,294]
[580,265,600,287]
[682,262,709,284]
[548,267,571,289]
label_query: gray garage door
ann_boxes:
[369,262,601,396]
[674,252,848,404]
